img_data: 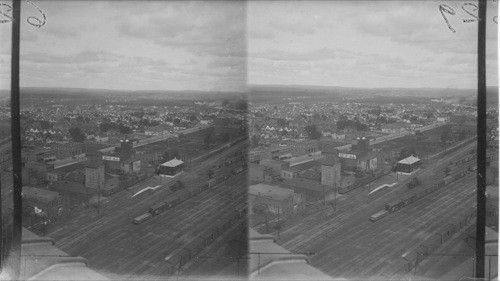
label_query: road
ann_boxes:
[274,141,477,279]
[46,140,248,279]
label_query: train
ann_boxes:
[371,153,477,221]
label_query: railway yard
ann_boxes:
[273,141,478,280]
[45,139,248,280]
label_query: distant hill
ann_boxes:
[249,84,476,104]
[487,86,498,105]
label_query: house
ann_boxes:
[249,184,304,216]
[49,181,97,206]
[396,155,420,174]
[381,123,408,134]
[281,178,332,202]
[22,186,70,223]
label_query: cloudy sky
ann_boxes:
[0,1,246,91]
[0,1,497,91]
[248,0,498,89]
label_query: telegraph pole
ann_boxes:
[9,0,22,279]
[475,0,487,278]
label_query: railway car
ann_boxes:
[385,199,405,213]
[149,201,169,216]
[165,196,180,209]
[425,234,443,253]
[133,213,152,224]
[179,248,192,266]
[164,255,182,275]
[185,237,206,259]
[232,166,244,175]
[436,180,445,189]
[236,204,248,218]
[415,189,427,200]
[443,176,454,185]
[369,210,388,222]
[401,193,417,206]
[177,189,191,202]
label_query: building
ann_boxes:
[249,184,303,216]
[281,178,332,202]
[338,150,377,172]
[321,156,341,187]
[259,159,289,176]
[157,158,184,177]
[396,155,421,174]
[381,122,408,134]
[281,166,301,180]
[85,161,105,190]
[120,157,141,174]
[22,186,70,224]
[49,180,97,206]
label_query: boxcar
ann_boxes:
[149,201,169,216]
[179,248,192,266]
[415,189,427,200]
[385,199,405,213]
[369,210,389,222]
[186,237,206,258]
[401,193,417,206]
[164,255,182,275]
[165,196,180,208]
[177,190,191,202]
[443,176,454,185]
[133,213,152,224]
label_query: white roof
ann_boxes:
[161,158,184,167]
[398,155,420,165]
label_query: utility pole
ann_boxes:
[9,0,22,279]
[475,0,487,278]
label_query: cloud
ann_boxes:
[115,2,245,59]
[251,48,358,62]
[21,50,121,64]
[353,1,478,55]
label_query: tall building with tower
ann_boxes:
[321,156,341,187]
[85,151,105,190]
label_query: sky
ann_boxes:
[0,1,497,91]
[0,1,246,92]
[248,0,498,89]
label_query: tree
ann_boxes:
[68,127,86,142]
[399,147,417,160]
[251,135,260,148]
[440,126,451,145]
[118,123,132,134]
[204,127,215,148]
[276,118,288,127]
[162,150,179,161]
[304,124,322,140]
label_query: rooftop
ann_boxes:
[160,158,184,167]
[249,184,294,202]
[398,155,421,165]
[282,178,330,192]
[22,186,60,204]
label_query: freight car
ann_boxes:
[133,213,152,224]
[369,210,388,222]
[385,199,405,213]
